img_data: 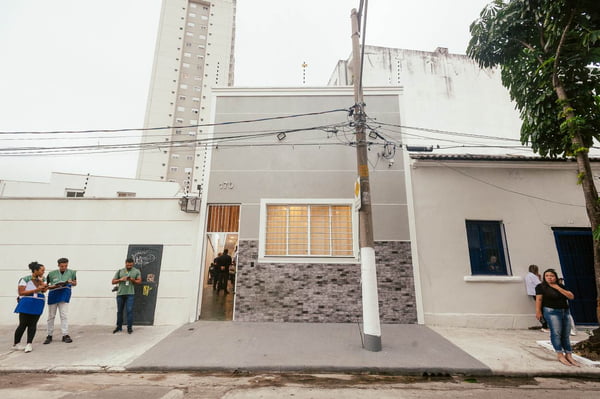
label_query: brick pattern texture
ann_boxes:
[234,240,417,323]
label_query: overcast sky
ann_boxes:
[0,0,491,181]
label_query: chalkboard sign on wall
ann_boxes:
[127,244,163,325]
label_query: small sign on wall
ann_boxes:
[354,178,361,211]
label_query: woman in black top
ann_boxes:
[535,268,579,366]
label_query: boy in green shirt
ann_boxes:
[44,257,77,344]
[111,257,142,334]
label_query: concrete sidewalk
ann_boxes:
[128,322,488,375]
[0,322,598,376]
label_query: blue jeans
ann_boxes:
[116,295,135,330]
[543,307,572,353]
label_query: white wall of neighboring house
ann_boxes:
[329,46,525,154]
[0,172,182,198]
[408,155,594,328]
[0,198,203,326]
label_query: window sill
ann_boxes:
[464,276,523,283]
[258,256,359,264]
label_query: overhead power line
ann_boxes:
[0,123,353,156]
[0,102,552,158]
[0,108,350,135]
[368,119,523,143]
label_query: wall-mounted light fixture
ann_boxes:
[277,132,287,141]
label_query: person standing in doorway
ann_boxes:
[43,257,77,344]
[14,261,48,353]
[525,264,548,332]
[111,257,142,334]
[215,249,232,294]
[229,260,236,288]
[212,253,221,291]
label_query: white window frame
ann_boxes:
[258,198,359,264]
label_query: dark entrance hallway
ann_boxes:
[198,205,239,321]
[199,276,235,320]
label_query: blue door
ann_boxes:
[552,228,598,325]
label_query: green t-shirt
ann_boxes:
[113,267,141,296]
[47,269,77,285]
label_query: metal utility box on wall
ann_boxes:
[179,196,201,213]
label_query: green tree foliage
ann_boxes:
[468,0,600,337]
[467,0,600,157]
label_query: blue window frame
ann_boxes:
[465,220,509,275]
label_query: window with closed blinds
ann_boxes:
[265,204,353,257]
[207,205,240,232]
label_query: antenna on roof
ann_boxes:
[302,61,308,85]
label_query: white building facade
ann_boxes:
[407,154,598,328]
[0,198,203,326]
[329,46,524,154]
[0,172,182,198]
[3,43,595,329]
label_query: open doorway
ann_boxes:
[199,205,239,320]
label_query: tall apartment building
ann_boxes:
[137,0,236,193]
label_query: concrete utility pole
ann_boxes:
[351,7,382,352]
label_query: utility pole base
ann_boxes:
[363,333,382,352]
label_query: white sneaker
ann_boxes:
[12,343,25,351]
[24,343,32,353]
[571,330,577,336]
[541,328,549,333]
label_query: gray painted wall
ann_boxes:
[207,91,409,242]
